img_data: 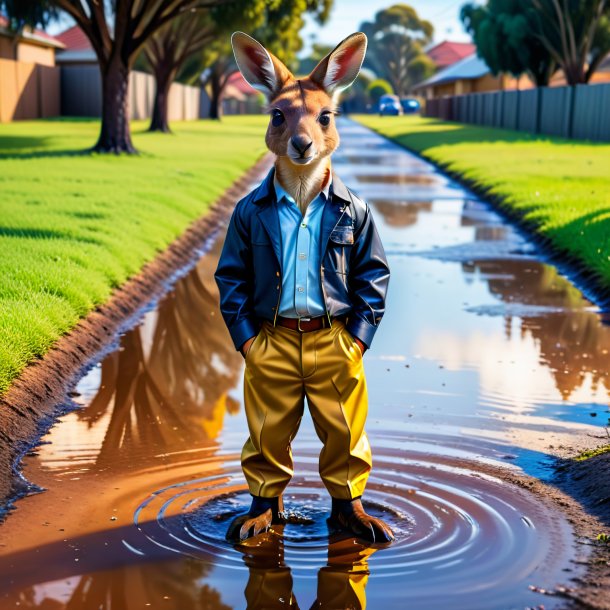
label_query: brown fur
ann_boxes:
[231,32,367,212]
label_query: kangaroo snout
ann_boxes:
[290,135,313,156]
[289,135,314,164]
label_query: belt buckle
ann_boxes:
[297,317,311,331]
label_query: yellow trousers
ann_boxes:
[242,318,372,500]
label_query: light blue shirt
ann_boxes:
[274,173,331,318]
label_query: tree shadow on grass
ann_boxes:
[0,226,103,245]
[0,136,95,160]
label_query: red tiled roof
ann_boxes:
[227,71,259,96]
[427,41,476,69]
[55,24,92,51]
[0,14,65,47]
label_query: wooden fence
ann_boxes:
[60,65,206,120]
[425,82,610,142]
[0,58,60,122]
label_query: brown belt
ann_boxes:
[276,314,342,332]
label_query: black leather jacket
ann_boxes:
[214,166,390,351]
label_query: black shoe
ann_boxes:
[328,496,394,543]
[226,495,286,542]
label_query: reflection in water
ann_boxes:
[463,253,610,404]
[48,241,243,472]
[15,559,231,610]
[371,200,432,228]
[239,532,375,610]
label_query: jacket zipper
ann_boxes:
[320,265,332,327]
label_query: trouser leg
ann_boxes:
[305,319,372,500]
[241,321,305,498]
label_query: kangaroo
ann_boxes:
[217,31,394,544]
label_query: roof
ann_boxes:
[55,24,91,51]
[414,53,490,90]
[226,71,259,96]
[55,25,97,63]
[0,14,65,49]
[426,41,476,69]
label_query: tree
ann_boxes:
[367,78,393,104]
[532,0,610,84]
[461,0,556,87]
[2,0,230,153]
[195,0,333,120]
[142,14,215,132]
[360,4,435,97]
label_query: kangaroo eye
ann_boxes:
[319,112,331,127]
[271,109,285,127]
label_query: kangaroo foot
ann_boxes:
[328,497,394,543]
[226,495,286,542]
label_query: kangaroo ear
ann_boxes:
[231,31,292,98]
[309,32,367,94]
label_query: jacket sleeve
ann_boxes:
[346,200,390,348]
[214,199,259,351]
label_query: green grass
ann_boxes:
[0,116,268,396]
[575,444,610,461]
[354,115,610,293]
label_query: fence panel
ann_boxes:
[0,58,60,122]
[539,86,572,138]
[572,82,610,141]
[60,65,101,116]
[517,89,539,133]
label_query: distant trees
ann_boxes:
[360,4,436,97]
[367,79,394,105]
[462,0,610,86]
[143,13,215,133]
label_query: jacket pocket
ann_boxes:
[329,225,354,245]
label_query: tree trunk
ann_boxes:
[208,67,224,120]
[149,66,175,133]
[93,59,136,154]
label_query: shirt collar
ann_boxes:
[273,170,332,205]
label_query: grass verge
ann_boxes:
[354,114,610,298]
[0,116,268,396]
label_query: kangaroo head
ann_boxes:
[231,31,367,195]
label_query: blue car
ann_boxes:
[400,98,421,114]
[378,94,402,116]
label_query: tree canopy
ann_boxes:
[360,4,435,97]
[462,0,610,86]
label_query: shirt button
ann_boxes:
[298,287,304,293]
[301,223,307,228]
[298,253,306,259]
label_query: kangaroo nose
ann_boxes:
[291,136,313,156]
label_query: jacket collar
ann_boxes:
[253,165,351,206]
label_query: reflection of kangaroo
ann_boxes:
[238,531,375,610]
[215,32,393,543]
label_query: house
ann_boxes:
[425,40,476,71]
[54,24,96,65]
[222,71,263,115]
[0,15,64,66]
[0,15,64,121]
[413,53,526,99]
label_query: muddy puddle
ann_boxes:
[1,119,609,609]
